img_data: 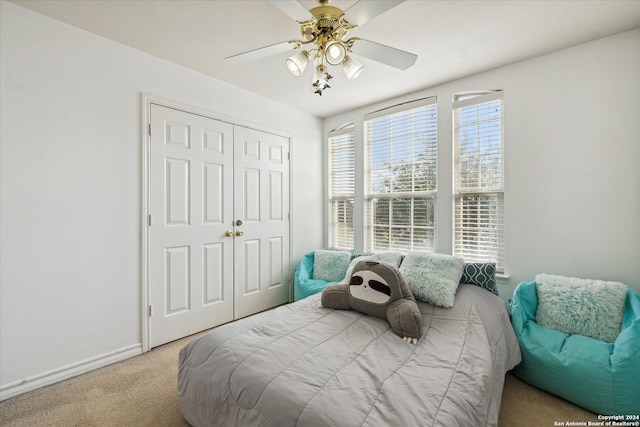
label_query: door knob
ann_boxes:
[235,229,244,237]
[225,230,233,237]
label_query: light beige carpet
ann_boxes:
[0,331,601,426]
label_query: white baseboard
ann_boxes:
[0,344,143,401]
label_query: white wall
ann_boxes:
[3,0,638,400]
[324,28,640,298]
[0,1,324,398]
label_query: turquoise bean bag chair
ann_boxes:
[293,251,339,301]
[509,280,640,415]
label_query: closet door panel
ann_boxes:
[234,127,290,318]
[149,104,234,348]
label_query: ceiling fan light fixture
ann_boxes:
[342,56,364,81]
[228,1,416,95]
[312,63,326,85]
[286,50,310,76]
[325,41,347,65]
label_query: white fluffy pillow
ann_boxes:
[400,252,465,308]
[312,250,351,282]
[535,273,627,343]
[337,252,403,285]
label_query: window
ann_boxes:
[453,91,504,272]
[328,125,355,250]
[364,98,437,252]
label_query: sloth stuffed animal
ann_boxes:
[321,260,423,344]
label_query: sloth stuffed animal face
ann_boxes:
[321,260,423,344]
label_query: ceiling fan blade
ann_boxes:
[225,41,294,65]
[268,0,312,22]
[351,39,417,70]
[344,0,405,26]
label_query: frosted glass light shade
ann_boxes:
[286,50,309,77]
[312,60,327,82]
[342,56,364,80]
[325,42,346,65]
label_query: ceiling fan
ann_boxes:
[225,0,417,95]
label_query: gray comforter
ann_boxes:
[178,284,521,427]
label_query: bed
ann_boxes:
[178,283,521,426]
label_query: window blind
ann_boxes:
[328,127,355,250]
[453,91,505,272]
[364,98,437,252]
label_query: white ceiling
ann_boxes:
[10,0,640,118]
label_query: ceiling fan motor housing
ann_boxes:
[301,2,355,41]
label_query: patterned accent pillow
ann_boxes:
[535,273,627,343]
[313,249,351,282]
[400,252,465,308]
[460,263,499,296]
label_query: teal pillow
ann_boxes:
[460,263,498,296]
[400,252,465,308]
[535,273,627,343]
[313,250,351,282]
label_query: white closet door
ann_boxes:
[149,104,234,348]
[233,126,290,319]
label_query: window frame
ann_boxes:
[327,125,356,250]
[452,91,505,272]
[364,97,438,253]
